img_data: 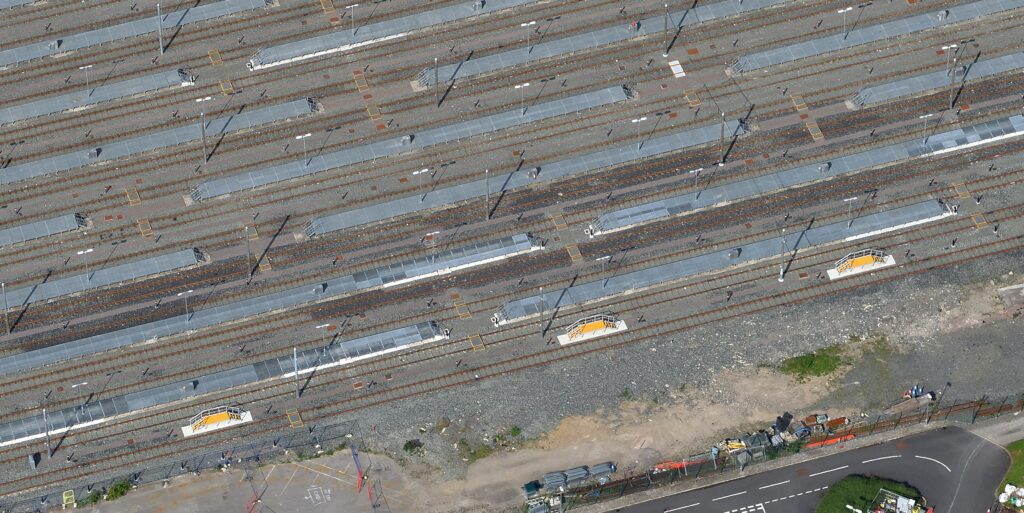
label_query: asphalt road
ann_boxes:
[614,427,1009,513]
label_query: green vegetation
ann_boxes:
[105,479,133,501]
[780,346,844,382]
[766,440,805,460]
[815,475,920,513]
[78,490,102,506]
[1000,438,1024,490]
[456,438,494,463]
[323,442,347,456]
[618,387,636,401]
[402,439,424,455]
[508,425,522,438]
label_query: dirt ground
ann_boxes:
[79,273,1024,513]
[375,369,845,513]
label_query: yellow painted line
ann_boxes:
[551,213,568,231]
[366,104,381,120]
[219,79,234,95]
[791,94,808,112]
[137,218,153,237]
[286,409,303,428]
[972,213,988,228]
[246,224,259,239]
[683,89,701,107]
[207,49,223,66]
[353,74,369,92]
[953,182,971,199]
[566,244,582,262]
[454,301,472,319]
[259,259,272,272]
[124,186,141,206]
[468,334,484,351]
[62,490,75,505]
[805,120,823,141]
[319,0,335,12]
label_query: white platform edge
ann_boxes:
[826,255,897,280]
[556,320,628,346]
[181,411,253,437]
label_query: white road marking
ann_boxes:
[712,491,747,501]
[278,468,299,496]
[665,503,701,512]
[728,503,767,513]
[295,463,347,482]
[914,455,952,472]
[862,455,901,464]
[759,480,790,489]
[948,439,986,510]
[808,465,849,477]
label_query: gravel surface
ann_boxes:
[335,247,1024,486]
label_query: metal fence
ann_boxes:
[560,394,1024,510]
[0,419,360,513]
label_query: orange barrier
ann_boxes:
[804,434,855,449]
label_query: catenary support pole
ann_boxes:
[157,3,164,55]
[1,282,8,335]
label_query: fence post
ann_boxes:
[996,396,1009,417]
[972,395,987,424]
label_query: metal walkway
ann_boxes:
[248,0,539,70]
[0,0,269,66]
[593,115,1024,234]
[0,214,86,247]
[308,119,745,235]
[1,69,193,125]
[0,235,533,375]
[418,0,790,86]
[729,0,1024,73]
[1,98,315,185]
[850,52,1024,108]
[495,200,952,324]
[4,248,203,307]
[192,86,632,201]
[0,322,443,446]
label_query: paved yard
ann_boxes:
[77,451,419,513]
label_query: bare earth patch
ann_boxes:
[410,368,846,513]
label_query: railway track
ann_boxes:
[2,188,1019,499]
[2,156,1018,452]
[4,91,1019,364]
[4,3,1015,284]
[1,0,1022,505]
[4,18,1015,282]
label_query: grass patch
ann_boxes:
[323,442,347,456]
[105,479,133,501]
[815,475,920,513]
[618,388,636,401]
[508,425,522,438]
[780,346,844,382]
[766,440,805,460]
[456,438,494,463]
[1001,439,1024,491]
[78,491,102,506]
[402,439,424,455]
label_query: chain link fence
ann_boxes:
[558,394,1024,510]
